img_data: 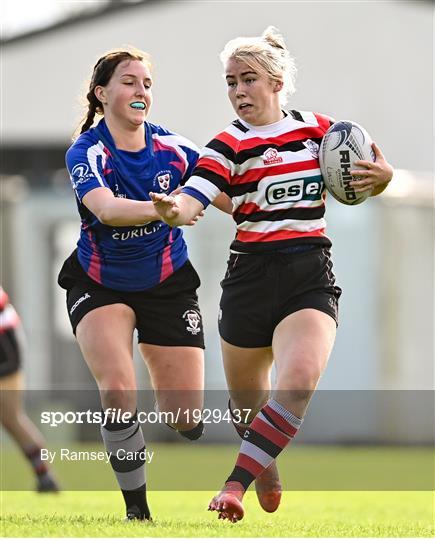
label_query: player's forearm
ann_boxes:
[212,192,233,214]
[97,199,159,226]
[155,193,205,227]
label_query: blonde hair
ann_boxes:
[220,26,297,106]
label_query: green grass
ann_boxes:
[1,444,434,536]
[1,490,433,537]
[1,443,433,491]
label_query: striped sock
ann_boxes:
[226,399,303,491]
[24,445,49,476]
[100,411,150,519]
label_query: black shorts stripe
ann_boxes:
[233,205,325,225]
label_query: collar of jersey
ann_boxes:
[238,110,293,134]
[95,118,153,158]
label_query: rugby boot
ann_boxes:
[36,474,60,493]
[125,505,152,522]
[255,460,282,512]
[208,481,245,522]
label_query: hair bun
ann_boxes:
[261,26,286,51]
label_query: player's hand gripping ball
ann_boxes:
[319,121,375,205]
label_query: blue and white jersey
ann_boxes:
[66,118,199,291]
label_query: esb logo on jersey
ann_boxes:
[266,178,323,204]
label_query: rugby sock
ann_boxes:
[226,399,302,491]
[23,445,50,477]
[23,445,59,491]
[100,411,151,519]
[178,421,204,440]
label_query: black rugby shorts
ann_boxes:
[218,246,342,348]
[0,328,21,377]
[58,251,204,348]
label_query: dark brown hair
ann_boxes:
[76,47,151,137]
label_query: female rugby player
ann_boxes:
[58,48,227,521]
[0,286,59,492]
[151,27,394,522]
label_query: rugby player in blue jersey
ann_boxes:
[151,27,394,522]
[58,48,226,521]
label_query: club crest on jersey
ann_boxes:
[262,148,283,165]
[182,309,201,335]
[71,163,95,188]
[303,139,320,158]
[153,170,173,192]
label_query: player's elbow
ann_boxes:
[96,209,112,225]
[96,207,121,226]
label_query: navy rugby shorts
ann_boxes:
[0,328,21,377]
[218,246,342,348]
[58,250,204,348]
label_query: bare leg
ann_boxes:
[76,304,151,520]
[0,370,59,491]
[76,303,138,412]
[211,340,281,515]
[139,344,204,433]
[209,309,336,522]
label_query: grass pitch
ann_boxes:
[1,444,434,536]
[1,490,433,537]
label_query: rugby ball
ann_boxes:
[319,120,375,205]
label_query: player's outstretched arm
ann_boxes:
[83,187,159,226]
[350,142,394,196]
[150,192,205,227]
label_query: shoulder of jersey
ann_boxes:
[149,123,199,152]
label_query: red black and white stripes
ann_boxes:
[226,399,302,491]
[183,110,335,253]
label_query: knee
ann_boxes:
[230,391,270,421]
[99,381,136,413]
[277,360,323,396]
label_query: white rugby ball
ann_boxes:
[319,120,375,205]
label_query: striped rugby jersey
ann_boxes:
[182,110,334,253]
